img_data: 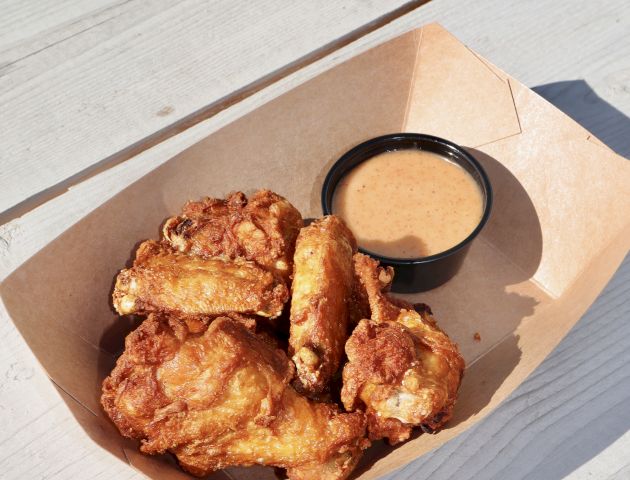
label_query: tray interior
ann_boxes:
[2,24,629,480]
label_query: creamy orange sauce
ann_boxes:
[333,149,484,258]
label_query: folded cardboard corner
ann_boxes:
[1,23,629,480]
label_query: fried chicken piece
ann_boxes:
[113,240,288,319]
[179,312,257,334]
[163,190,303,282]
[102,315,368,480]
[288,216,357,396]
[348,257,393,327]
[341,253,465,444]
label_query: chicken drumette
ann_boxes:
[102,315,368,480]
[341,253,465,444]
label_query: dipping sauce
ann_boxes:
[332,149,484,258]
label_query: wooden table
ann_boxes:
[1,1,629,478]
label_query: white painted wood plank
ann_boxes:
[1,0,630,479]
[0,0,418,217]
[0,0,117,49]
[566,431,630,480]
[0,1,169,95]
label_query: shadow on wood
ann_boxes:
[533,80,630,158]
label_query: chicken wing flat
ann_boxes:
[341,253,465,444]
[102,315,368,480]
[113,240,288,318]
[163,190,303,282]
[288,216,357,396]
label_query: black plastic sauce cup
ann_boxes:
[321,133,493,293]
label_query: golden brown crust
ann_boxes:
[101,314,178,439]
[288,216,357,396]
[112,240,288,319]
[102,315,368,480]
[342,320,415,413]
[162,190,303,282]
[351,253,401,323]
[341,253,465,444]
[349,255,393,326]
[104,189,464,475]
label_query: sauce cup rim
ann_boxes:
[321,132,493,266]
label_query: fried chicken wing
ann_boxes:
[341,253,465,444]
[348,257,394,327]
[163,190,303,282]
[102,315,368,480]
[113,240,288,319]
[288,216,357,396]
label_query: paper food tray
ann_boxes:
[2,24,629,480]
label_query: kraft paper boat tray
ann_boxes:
[2,24,629,480]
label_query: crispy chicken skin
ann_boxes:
[102,315,368,480]
[348,256,394,327]
[288,216,357,396]
[163,190,303,282]
[341,254,465,444]
[113,240,288,319]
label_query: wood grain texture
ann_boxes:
[0,0,421,219]
[1,0,629,479]
[0,0,116,49]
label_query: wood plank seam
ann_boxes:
[0,0,430,227]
